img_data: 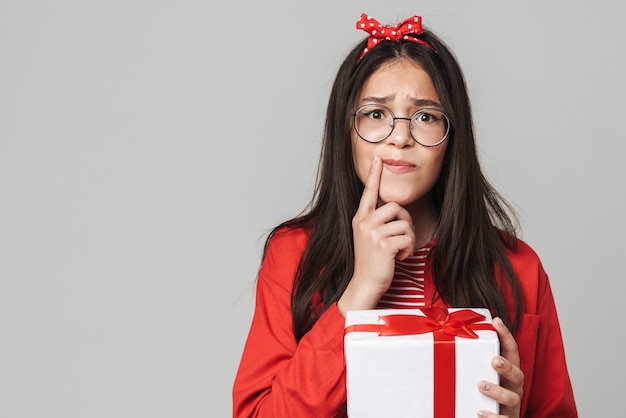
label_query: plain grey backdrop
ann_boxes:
[1,0,624,416]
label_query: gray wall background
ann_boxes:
[1,1,624,416]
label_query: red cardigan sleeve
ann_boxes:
[524,268,577,416]
[232,228,348,418]
[509,241,578,417]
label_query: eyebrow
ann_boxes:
[411,98,443,108]
[360,95,392,104]
[359,96,443,109]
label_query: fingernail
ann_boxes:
[372,155,379,164]
[477,411,486,417]
[481,381,491,390]
[497,358,505,369]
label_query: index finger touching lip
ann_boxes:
[358,154,383,213]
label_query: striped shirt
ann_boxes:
[377,246,431,309]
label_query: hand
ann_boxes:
[337,155,415,315]
[476,317,524,418]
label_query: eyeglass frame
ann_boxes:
[352,104,451,147]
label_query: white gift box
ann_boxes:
[344,307,500,418]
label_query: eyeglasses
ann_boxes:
[353,104,450,147]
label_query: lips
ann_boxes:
[382,158,416,174]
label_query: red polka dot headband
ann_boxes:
[356,13,435,60]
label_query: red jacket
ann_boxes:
[233,227,577,417]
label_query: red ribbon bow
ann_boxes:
[356,13,435,60]
[344,307,493,337]
[345,307,496,417]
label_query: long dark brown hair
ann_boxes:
[266,29,523,343]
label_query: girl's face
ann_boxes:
[351,59,449,210]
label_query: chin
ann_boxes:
[378,190,420,206]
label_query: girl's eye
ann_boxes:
[364,109,387,120]
[416,112,435,123]
[413,110,443,124]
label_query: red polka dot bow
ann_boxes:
[356,13,435,60]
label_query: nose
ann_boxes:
[385,117,414,148]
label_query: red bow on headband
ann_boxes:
[356,13,435,60]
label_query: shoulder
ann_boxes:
[264,225,311,260]
[503,236,552,309]
[258,225,311,290]
[504,237,543,272]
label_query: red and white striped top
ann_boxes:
[377,246,431,309]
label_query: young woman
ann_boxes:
[233,14,577,418]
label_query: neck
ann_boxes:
[405,194,438,249]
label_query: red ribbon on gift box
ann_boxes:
[345,307,496,418]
